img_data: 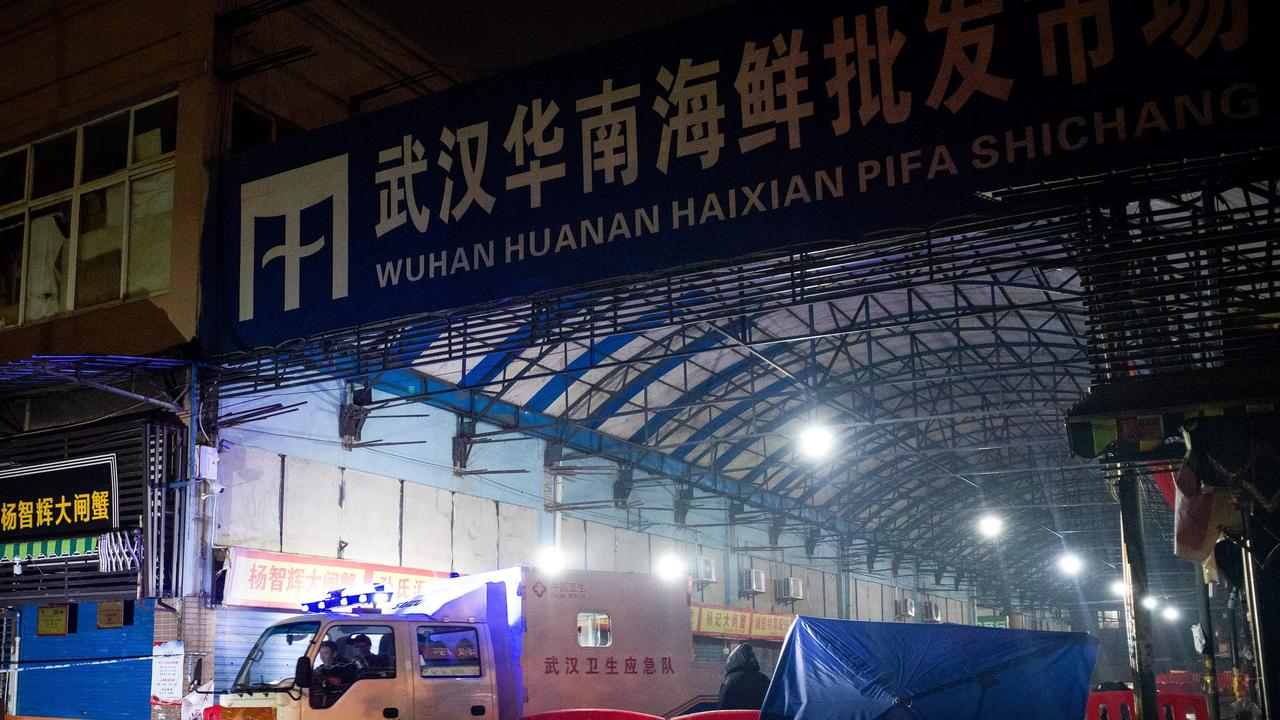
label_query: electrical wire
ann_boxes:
[0,399,152,439]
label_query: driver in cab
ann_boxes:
[311,640,356,700]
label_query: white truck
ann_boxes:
[214,567,725,719]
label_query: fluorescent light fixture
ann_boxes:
[796,425,836,460]
[655,553,687,582]
[977,515,1004,538]
[536,546,566,575]
[1057,553,1084,576]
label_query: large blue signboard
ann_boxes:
[204,0,1274,351]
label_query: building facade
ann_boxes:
[0,2,217,716]
[5,2,1196,718]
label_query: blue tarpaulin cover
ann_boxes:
[762,616,1098,720]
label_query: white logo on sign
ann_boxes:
[239,155,350,321]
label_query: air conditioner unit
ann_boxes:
[775,577,804,603]
[893,598,916,620]
[692,556,717,586]
[739,568,767,596]
[920,601,943,623]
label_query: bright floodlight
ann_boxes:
[655,554,687,582]
[797,425,836,460]
[1110,580,1128,597]
[1141,596,1160,610]
[977,515,1004,538]
[536,546,566,575]
[1162,606,1181,621]
[1057,553,1084,576]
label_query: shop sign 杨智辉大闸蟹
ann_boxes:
[0,455,117,543]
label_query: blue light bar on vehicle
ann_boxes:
[302,582,393,612]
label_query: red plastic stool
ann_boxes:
[522,710,664,720]
[1087,691,1135,720]
[1157,692,1209,720]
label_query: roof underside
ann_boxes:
[211,151,1280,608]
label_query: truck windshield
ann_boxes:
[234,621,320,691]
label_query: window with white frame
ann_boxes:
[0,95,176,329]
[576,612,612,647]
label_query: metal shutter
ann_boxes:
[214,606,298,688]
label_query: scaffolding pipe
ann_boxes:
[183,363,201,600]
[1240,513,1271,717]
[1227,590,1241,704]
[1197,579,1220,720]
[1117,469,1158,720]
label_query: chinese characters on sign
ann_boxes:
[97,601,126,629]
[218,0,1268,351]
[0,455,117,542]
[351,0,1213,223]
[1,491,110,531]
[224,547,450,610]
[548,581,587,600]
[1143,0,1247,60]
[544,654,676,676]
[749,611,795,640]
[358,0,1245,236]
[697,606,754,639]
[36,605,70,636]
[690,604,794,641]
[150,641,184,707]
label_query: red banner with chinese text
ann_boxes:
[224,547,449,610]
[691,603,793,642]
[749,610,794,640]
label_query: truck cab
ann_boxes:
[226,612,498,720]
[217,567,723,719]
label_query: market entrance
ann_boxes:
[198,3,1278,717]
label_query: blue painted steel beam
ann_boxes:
[371,369,855,536]
[628,343,793,447]
[672,373,808,462]
[524,331,641,412]
[576,333,726,429]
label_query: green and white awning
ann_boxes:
[1,535,99,562]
